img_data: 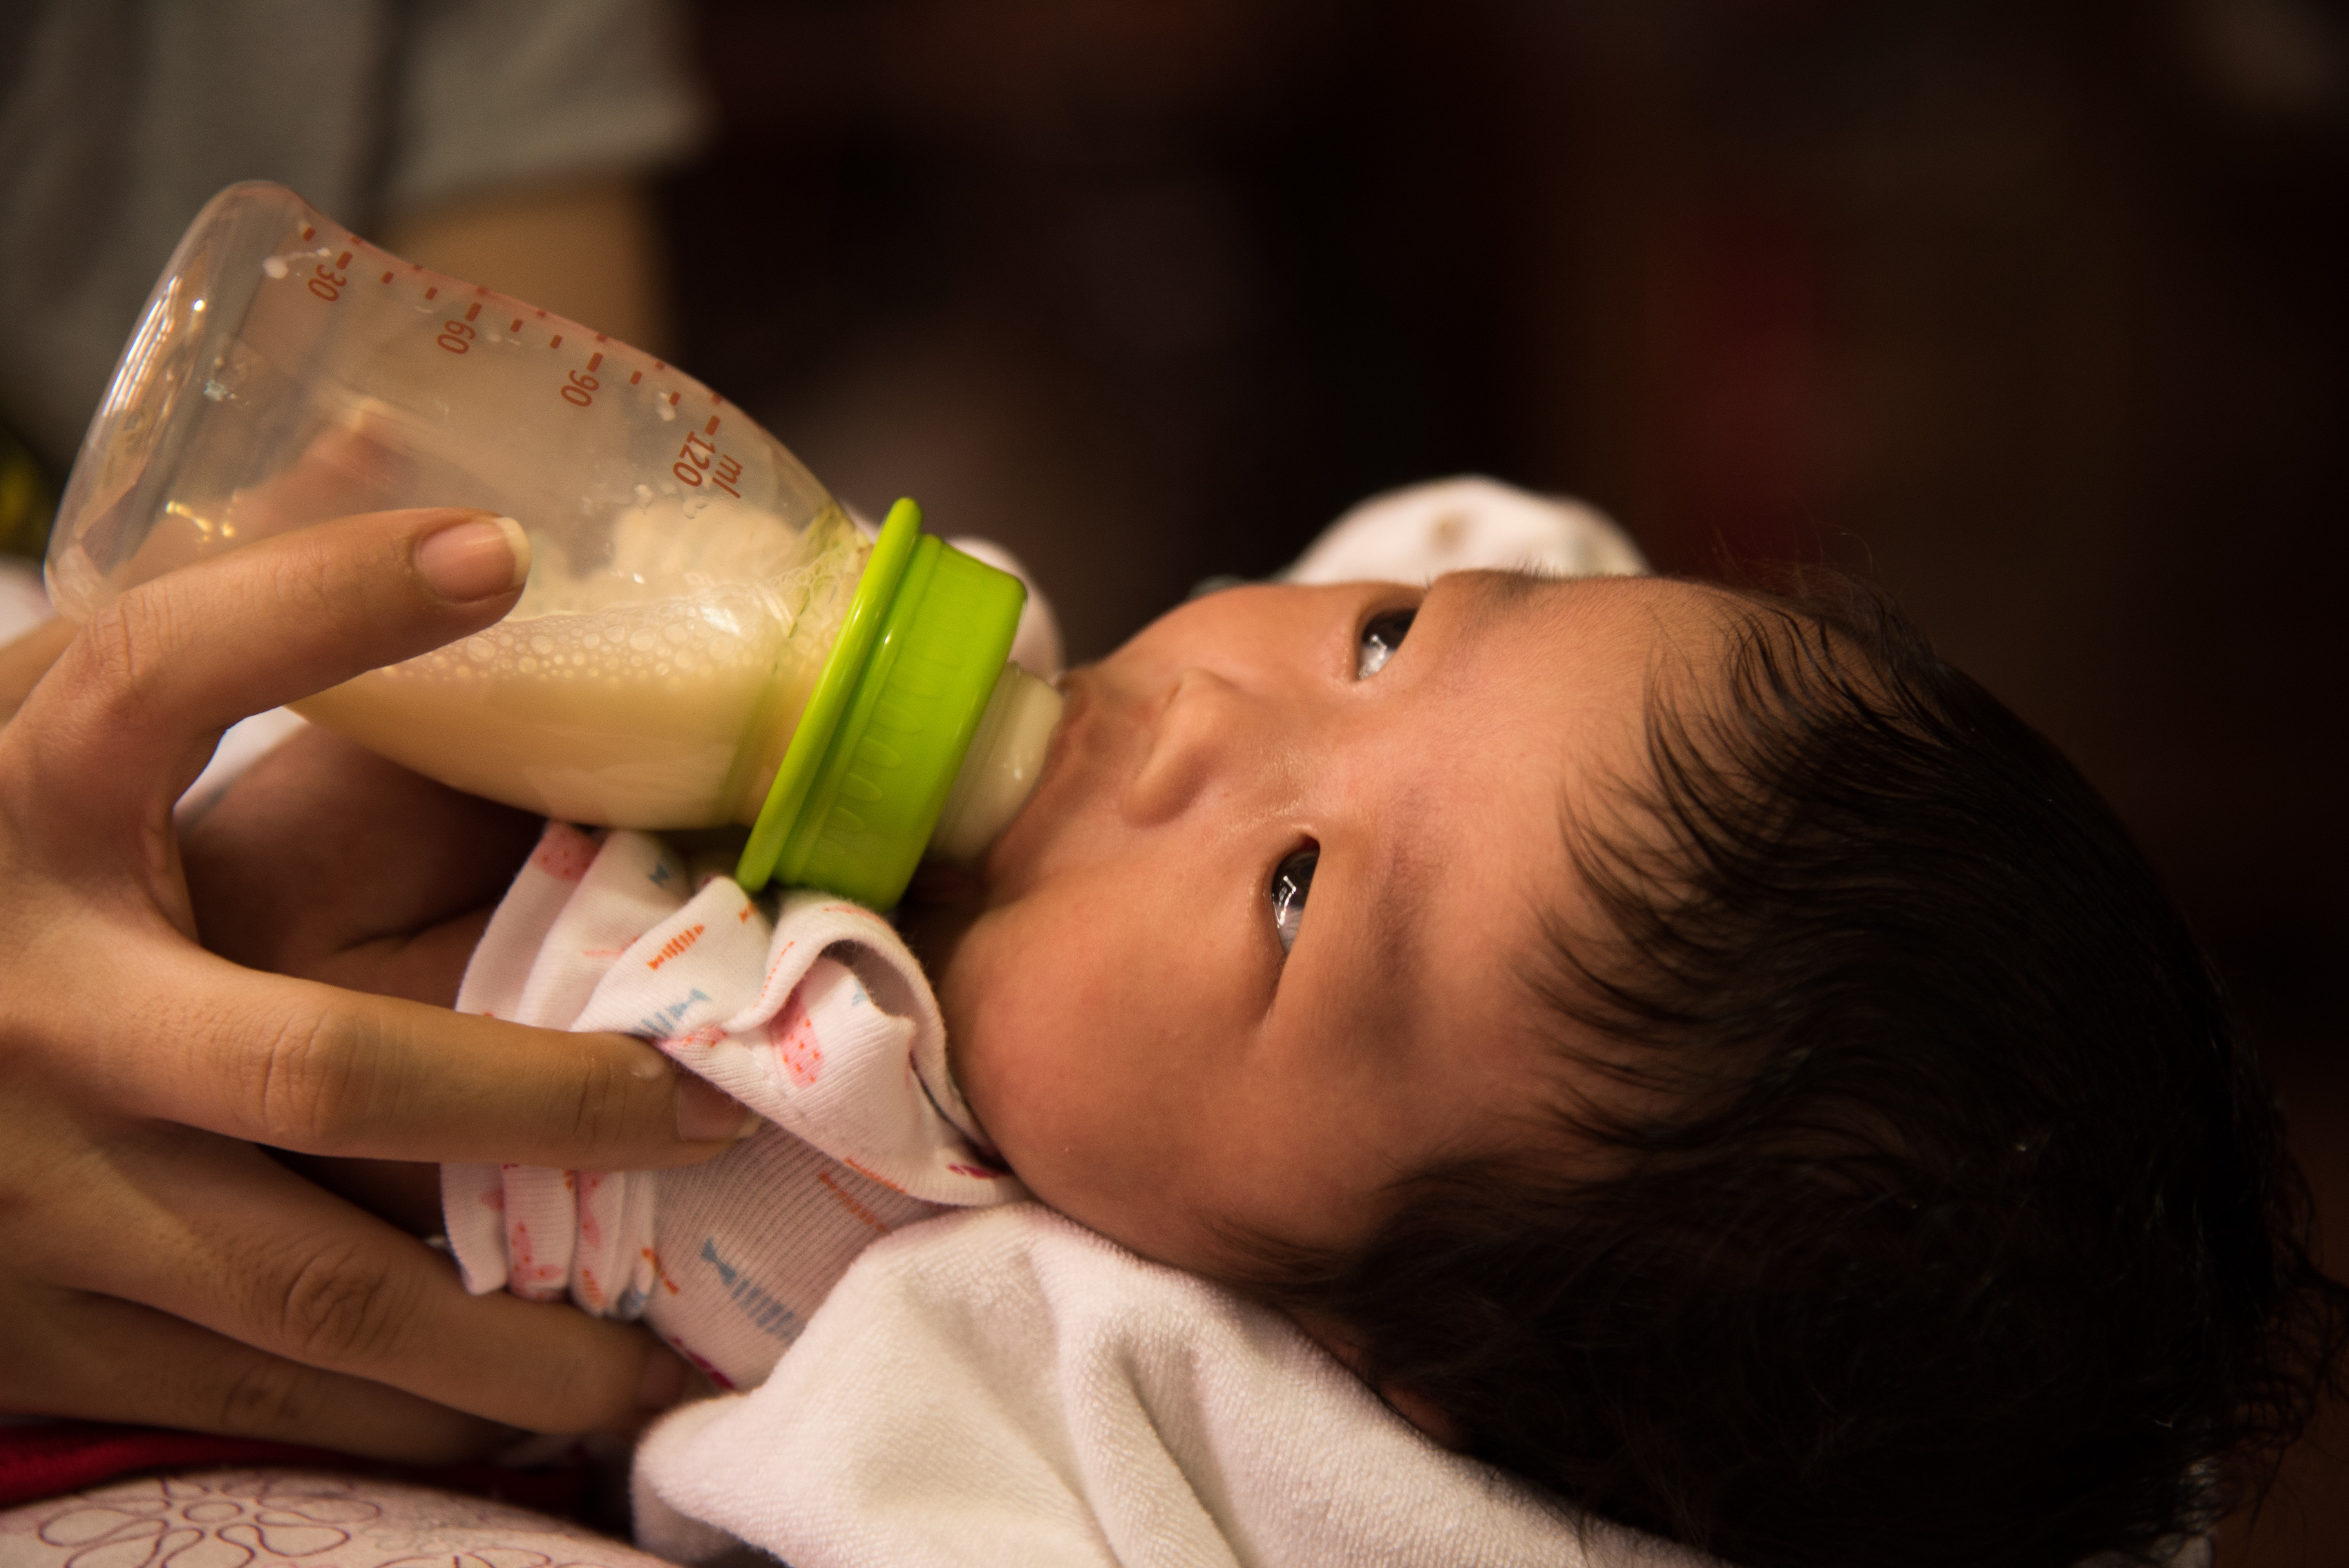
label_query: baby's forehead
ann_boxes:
[1328,569,1744,1027]
[1415,572,1749,753]
[1304,573,1712,1046]
[1479,568,1751,653]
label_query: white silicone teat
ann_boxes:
[931,664,1063,862]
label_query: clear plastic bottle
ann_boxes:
[45,182,1058,906]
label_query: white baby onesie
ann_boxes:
[441,823,1023,1391]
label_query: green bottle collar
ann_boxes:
[735,498,1028,908]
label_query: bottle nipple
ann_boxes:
[931,665,1064,861]
[735,503,1055,906]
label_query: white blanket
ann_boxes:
[633,1203,1702,1568]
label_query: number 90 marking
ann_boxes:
[437,320,476,354]
[561,369,598,407]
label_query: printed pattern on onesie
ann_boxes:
[441,823,1022,1390]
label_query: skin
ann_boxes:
[903,570,1733,1278]
[0,510,746,1462]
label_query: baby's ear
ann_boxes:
[1374,1378,1468,1451]
[1288,1307,1467,1450]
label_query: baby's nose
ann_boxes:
[1121,667,1253,825]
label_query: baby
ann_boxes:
[233,483,2339,1568]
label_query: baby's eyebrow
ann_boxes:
[1442,568,1559,644]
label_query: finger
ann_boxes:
[183,725,537,980]
[0,615,76,723]
[63,1135,689,1439]
[0,1286,510,1465]
[106,950,749,1168]
[300,905,499,1008]
[13,508,528,826]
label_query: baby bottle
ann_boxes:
[43,182,1059,908]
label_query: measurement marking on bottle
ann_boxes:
[668,391,680,406]
[629,370,642,385]
[509,317,523,332]
[307,255,349,302]
[424,286,439,300]
[378,270,393,283]
[675,431,722,489]
[300,226,315,241]
[654,360,668,371]
[705,415,720,435]
[711,391,724,406]
[712,449,744,497]
[536,308,547,318]
[336,251,352,269]
[588,353,604,371]
[465,302,482,322]
[549,334,563,348]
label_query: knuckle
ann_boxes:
[263,1239,414,1369]
[75,593,182,730]
[214,1351,317,1438]
[523,1323,634,1432]
[565,1051,637,1147]
[251,1005,385,1150]
[260,543,343,624]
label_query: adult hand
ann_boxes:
[181,724,547,1237]
[0,509,745,1462]
[183,723,541,1011]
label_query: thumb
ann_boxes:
[14,508,528,825]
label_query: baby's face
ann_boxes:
[910,570,1727,1278]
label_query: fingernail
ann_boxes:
[637,1347,690,1413]
[417,514,530,601]
[675,1074,760,1141]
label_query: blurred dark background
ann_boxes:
[662,1,2348,1555]
[2,0,2338,1554]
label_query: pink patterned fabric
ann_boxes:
[0,1468,677,1568]
[441,825,1021,1390]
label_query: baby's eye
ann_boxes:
[1356,608,1416,679]
[1270,845,1317,957]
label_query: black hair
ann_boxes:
[1247,574,2346,1568]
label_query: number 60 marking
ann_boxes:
[560,369,598,407]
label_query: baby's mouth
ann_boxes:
[1021,666,1098,808]
[955,666,1091,888]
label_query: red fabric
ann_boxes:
[0,1424,341,1510]
[0,1421,594,1517]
